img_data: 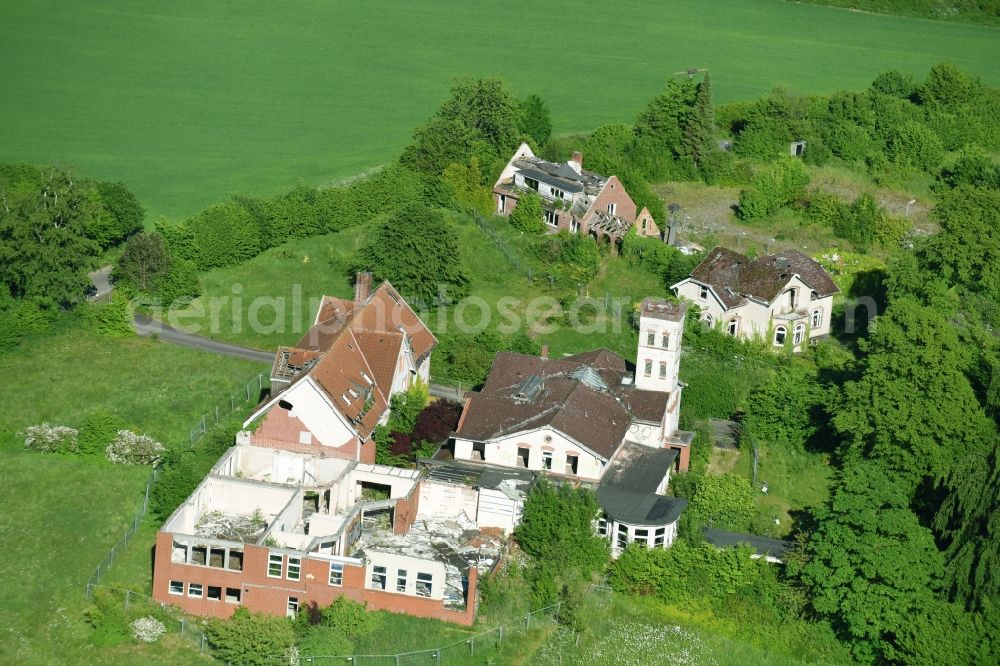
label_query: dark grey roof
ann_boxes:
[702,527,791,559]
[515,165,584,193]
[596,442,686,526]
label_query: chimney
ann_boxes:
[354,272,372,307]
[569,151,583,174]
[540,345,549,360]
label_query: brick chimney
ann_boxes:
[570,151,584,173]
[354,272,372,307]
[540,344,549,360]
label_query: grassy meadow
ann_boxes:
[158,212,665,359]
[0,319,266,663]
[1,0,997,221]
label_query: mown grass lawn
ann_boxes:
[1,0,996,221]
[0,320,267,663]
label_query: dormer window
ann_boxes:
[550,186,565,199]
[342,394,351,406]
[810,290,819,301]
[360,371,372,385]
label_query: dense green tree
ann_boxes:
[438,77,521,156]
[918,61,983,110]
[78,409,127,457]
[357,204,469,304]
[737,158,810,220]
[187,199,261,270]
[797,461,944,662]
[401,117,476,176]
[634,77,698,157]
[0,165,101,305]
[95,181,144,242]
[732,87,812,160]
[885,120,945,172]
[508,190,545,233]
[742,365,828,453]
[518,93,552,145]
[934,442,1000,610]
[870,69,915,98]
[114,231,170,292]
[834,298,994,487]
[938,146,1000,190]
[682,72,717,168]
[515,479,609,572]
[441,157,493,215]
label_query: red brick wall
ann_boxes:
[152,531,477,625]
[392,481,421,535]
[588,176,638,232]
[493,190,519,216]
[249,408,360,460]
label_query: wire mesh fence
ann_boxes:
[85,372,269,593]
[469,210,539,281]
[86,585,212,654]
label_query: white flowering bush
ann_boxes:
[130,616,166,643]
[106,429,165,465]
[23,423,78,453]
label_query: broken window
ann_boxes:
[654,527,666,547]
[793,323,806,345]
[228,550,244,572]
[207,586,222,601]
[597,517,608,536]
[566,454,579,475]
[329,563,344,586]
[774,326,787,346]
[472,442,486,461]
[699,285,708,300]
[287,597,298,618]
[516,447,529,468]
[188,583,203,598]
[644,360,652,377]
[416,572,432,598]
[541,451,552,470]
[727,319,738,336]
[225,588,241,603]
[169,580,184,595]
[634,528,649,547]
[191,546,207,566]
[659,362,667,379]
[646,331,655,346]
[172,541,189,564]
[396,569,408,593]
[616,524,629,550]
[209,547,226,568]
[371,566,387,590]
[661,332,670,348]
[268,553,283,578]
[287,556,301,581]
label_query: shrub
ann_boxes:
[509,190,545,233]
[885,120,945,172]
[130,616,166,643]
[320,597,380,639]
[23,423,78,453]
[78,409,128,457]
[738,158,810,221]
[85,291,133,338]
[207,607,297,666]
[689,473,756,531]
[105,430,165,465]
[515,480,609,572]
[188,199,262,270]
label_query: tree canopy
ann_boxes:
[356,204,470,304]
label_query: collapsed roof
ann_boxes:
[686,246,839,309]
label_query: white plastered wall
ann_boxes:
[455,428,607,481]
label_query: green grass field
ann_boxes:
[0,320,266,663]
[1,0,996,221]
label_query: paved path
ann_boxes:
[133,314,274,364]
[87,265,113,301]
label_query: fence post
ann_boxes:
[201,635,206,653]
[215,406,219,423]
[201,416,206,433]
[180,618,185,637]
[246,383,251,401]
[231,395,235,411]
[469,637,474,656]
[124,589,130,613]
[526,612,530,630]
[258,373,263,392]
[499,625,504,645]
